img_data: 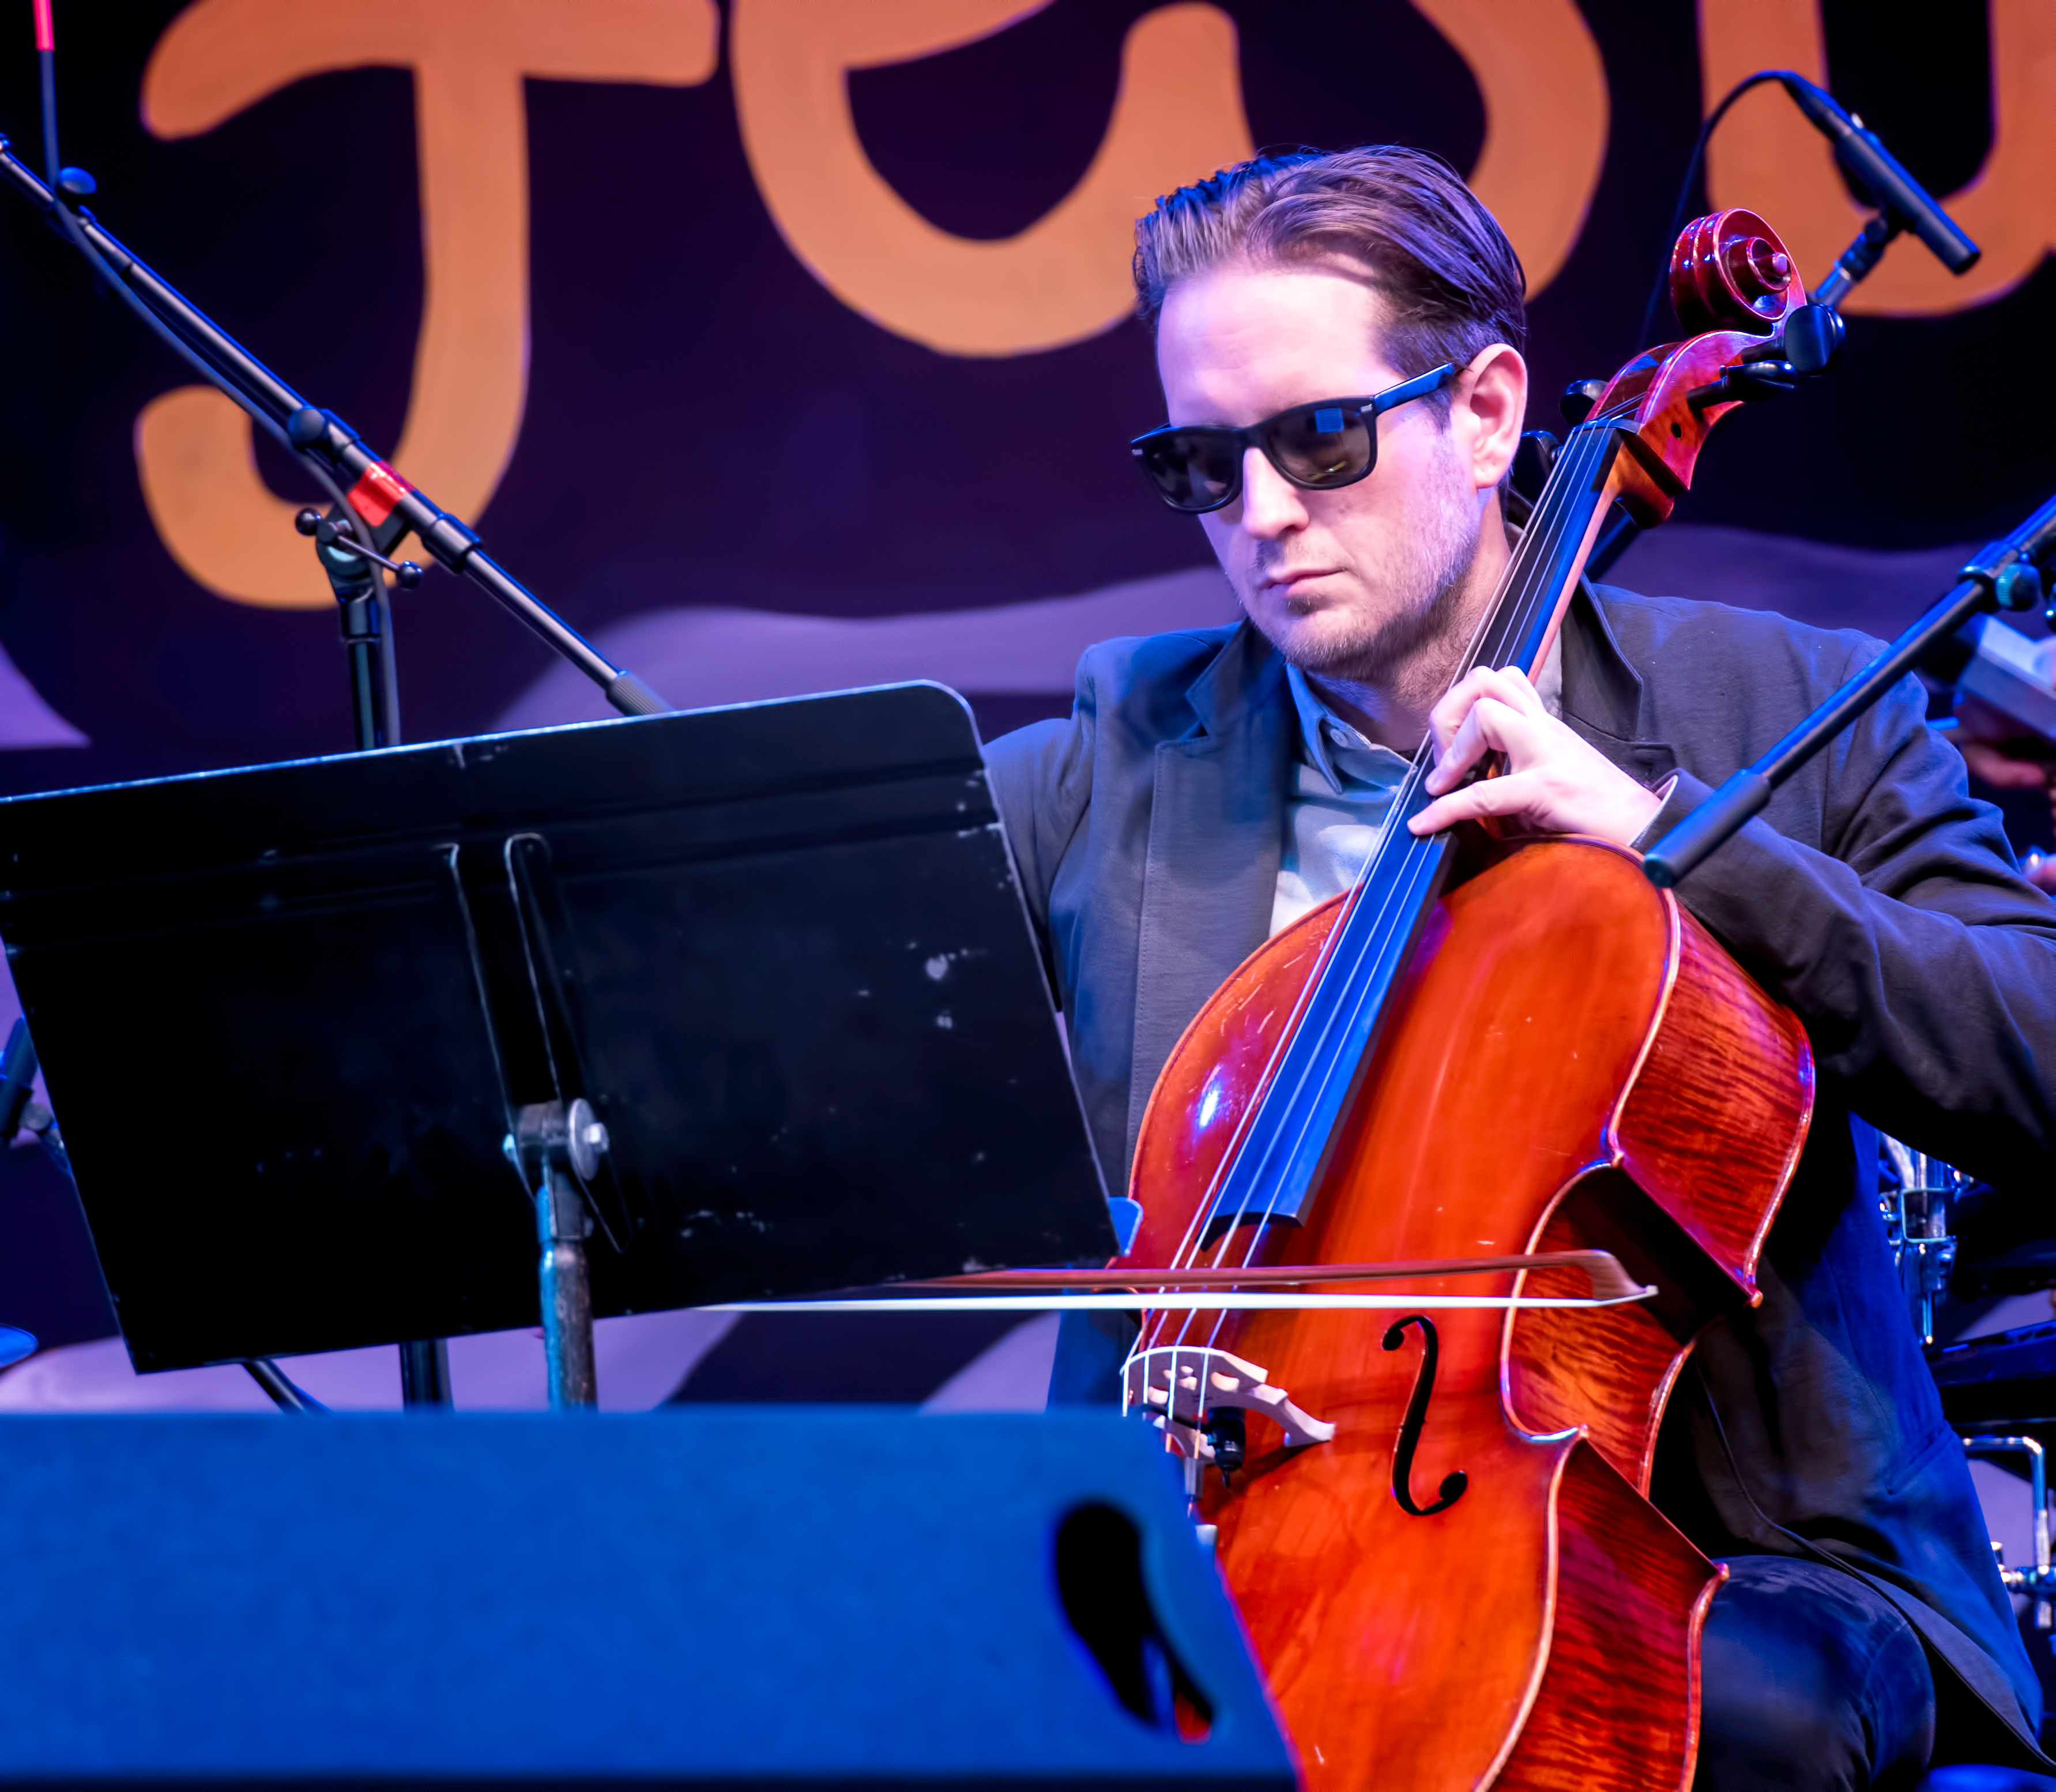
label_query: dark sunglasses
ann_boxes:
[1129,362,1462,514]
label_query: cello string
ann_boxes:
[1132,421,1613,1368]
[1232,428,1617,1222]
[1251,424,1608,1108]
[1170,426,1616,1374]
[1142,428,1573,1309]
[1151,408,1626,1341]
[1203,423,1614,1236]
[1293,424,1617,1072]
[1133,422,1617,1373]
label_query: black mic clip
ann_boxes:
[293,506,424,590]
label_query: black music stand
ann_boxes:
[0,684,1113,1380]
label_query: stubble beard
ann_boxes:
[1246,442,1487,699]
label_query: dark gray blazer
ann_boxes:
[984,582,2056,1761]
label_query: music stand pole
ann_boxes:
[514,1102,603,1409]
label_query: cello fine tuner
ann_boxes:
[1125,1345,1337,1460]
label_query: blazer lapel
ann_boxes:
[1564,579,1678,783]
[1124,623,1290,1165]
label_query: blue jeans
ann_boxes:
[1699,1555,1937,1791]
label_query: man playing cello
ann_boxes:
[985,146,2056,1789]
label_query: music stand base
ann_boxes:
[398,1338,451,1407]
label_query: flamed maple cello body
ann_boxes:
[1115,213,1822,1791]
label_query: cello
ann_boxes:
[1114,210,1819,1790]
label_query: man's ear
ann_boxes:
[1456,344,1528,494]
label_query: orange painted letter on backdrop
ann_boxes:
[138,0,718,609]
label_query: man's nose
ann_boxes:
[1237,446,1308,540]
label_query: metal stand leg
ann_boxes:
[398,1338,452,1406]
[1962,1434,2054,1632]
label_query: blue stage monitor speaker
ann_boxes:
[0,1409,1296,1786]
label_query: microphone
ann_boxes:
[1773,71,1978,274]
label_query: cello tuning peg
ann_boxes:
[1782,304,1844,375]
[1560,380,1607,426]
[1687,363,1799,411]
[1509,431,1557,517]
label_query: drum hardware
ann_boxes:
[1961,1435,2056,1634]
[1922,1320,2056,1646]
[1941,612,2056,747]
[1880,1132,1965,1346]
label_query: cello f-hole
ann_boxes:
[1383,1314,1469,1518]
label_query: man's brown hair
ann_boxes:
[1132,146,1527,398]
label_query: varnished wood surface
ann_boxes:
[1611,911,1814,1288]
[1495,1445,1720,1792]
[1125,840,1810,1790]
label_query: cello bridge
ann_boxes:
[1123,1345,1336,1460]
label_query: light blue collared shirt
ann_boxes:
[1270,639,1564,936]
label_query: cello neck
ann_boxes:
[1179,197,1819,1254]
[1188,419,1630,1248]
[1468,420,1627,686]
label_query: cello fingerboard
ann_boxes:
[1196,421,1628,1247]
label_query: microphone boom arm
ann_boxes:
[1643,492,2056,890]
[0,133,670,721]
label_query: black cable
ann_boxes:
[1633,70,1789,354]
[243,1358,329,1412]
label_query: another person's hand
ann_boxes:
[1951,696,2056,893]
[1409,665,1666,847]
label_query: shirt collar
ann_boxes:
[1284,624,1571,797]
[1285,663,1413,795]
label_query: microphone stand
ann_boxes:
[1642,492,2056,888]
[0,137,672,725]
[0,126,669,1410]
